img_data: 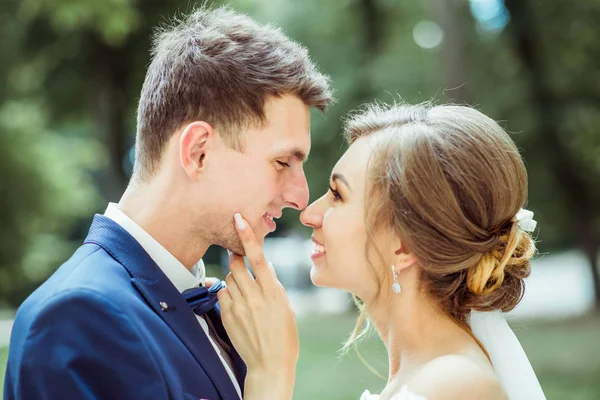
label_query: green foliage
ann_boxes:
[1,0,599,304]
[0,100,103,306]
[17,0,141,46]
[0,0,199,305]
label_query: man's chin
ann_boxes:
[221,222,267,255]
[228,242,246,256]
[226,236,265,256]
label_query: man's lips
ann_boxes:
[263,212,282,233]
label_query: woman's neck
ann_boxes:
[367,291,471,385]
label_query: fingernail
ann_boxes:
[234,213,245,230]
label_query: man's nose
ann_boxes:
[283,169,309,210]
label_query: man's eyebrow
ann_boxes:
[281,147,309,163]
[331,172,352,192]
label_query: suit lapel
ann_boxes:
[84,215,240,400]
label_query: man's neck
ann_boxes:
[117,178,210,270]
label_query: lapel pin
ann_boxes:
[159,301,169,311]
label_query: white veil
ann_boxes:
[468,309,546,399]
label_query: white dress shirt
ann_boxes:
[104,203,242,398]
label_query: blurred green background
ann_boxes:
[1,0,600,398]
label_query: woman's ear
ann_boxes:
[392,237,416,273]
[179,121,214,180]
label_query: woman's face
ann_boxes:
[300,138,384,301]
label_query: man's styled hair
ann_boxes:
[134,5,334,179]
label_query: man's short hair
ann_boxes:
[135,5,334,178]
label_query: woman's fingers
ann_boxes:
[217,287,232,309]
[233,213,279,292]
[224,272,243,302]
[228,249,257,297]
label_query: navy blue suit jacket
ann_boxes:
[4,215,245,400]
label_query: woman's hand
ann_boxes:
[217,213,299,400]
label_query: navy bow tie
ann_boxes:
[183,280,225,316]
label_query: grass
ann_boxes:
[0,347,6,397]
[294,312,600,400]
[294,313,387,399]
[509,314,600,400]
[1,313,599,400]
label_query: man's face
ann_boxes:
[203,95,311,254]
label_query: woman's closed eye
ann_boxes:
[329,185,342,201]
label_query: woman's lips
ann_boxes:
[311,238,325,259]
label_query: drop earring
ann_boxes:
[392,265,402,294]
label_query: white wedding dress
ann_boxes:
[360,386,427,400]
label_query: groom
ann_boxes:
[4,6,333,400]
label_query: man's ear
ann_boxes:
[179,121,214,180]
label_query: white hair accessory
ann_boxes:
[516,208,537,232]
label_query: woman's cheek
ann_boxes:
[322,207,335,241]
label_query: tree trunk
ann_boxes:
[355,0,384,102]
[504,0,600,307]
[583,240,600,308]
[435,0,470,104]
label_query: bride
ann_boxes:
[217,102,547,400]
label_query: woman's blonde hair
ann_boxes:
[341,102,535,359]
